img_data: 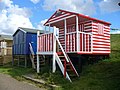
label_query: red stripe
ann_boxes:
[48,14,72,23]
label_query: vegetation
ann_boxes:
[0,34,120,90]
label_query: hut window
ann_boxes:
[98,23,104,34]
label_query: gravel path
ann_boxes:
[0,73,46,90]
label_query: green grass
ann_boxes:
[0,34,120,90]
[111,34,120,50]
[0,64,35,80]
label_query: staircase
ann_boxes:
[54,35,79,82]
[29,43,45,69]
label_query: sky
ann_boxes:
[0,0,120,35]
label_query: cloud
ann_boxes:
[42,0,96,15]
[99,0,120,13]
[30,0,40,4]
[111,30,120,34]
[0,0,34,35]
[37,19,47,30]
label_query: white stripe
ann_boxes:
[93,48,110,50]
[92,51,110,53]
[93,42,110,45]
[92,32,110,36]
[82,33,83,51]
[84,26,92,29]
[46,15,76,25]
[92,22,98,26]
[49,13,70,21]
[93,35,110,39]
[84,22,92,26]
[93,39,110,42]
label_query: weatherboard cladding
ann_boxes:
[43,9,111,54]
[13,27,44,55]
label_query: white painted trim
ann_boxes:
[37,52,53,55]
[64,19,67,51]
[91,33,93,52]
[53,26,56,73]
[88,34,89,52]
[85,34,86,52]
[18,28,26,33]
[37,31,40,73]
[45,15,76,25]
[78,33,80,51]
[55,36,69,62]
[82,33,83,52]
[76,16,79,52]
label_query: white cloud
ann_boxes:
[0,0,34,35]
[99,0,120,13]
[42,0,96,15]
[111,30,120,34]
[37,19,47,30]
[30,0,40,4]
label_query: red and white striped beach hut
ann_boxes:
[36,9,111,82]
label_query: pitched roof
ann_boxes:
[13,27,44,36]
[0,34,13,41]
[44,9,111,25]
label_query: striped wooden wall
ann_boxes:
[38,33,53,52]
[65,21,92,52]
[59,28,65,50]
[92,21,110,54]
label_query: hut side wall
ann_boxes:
[92,21,110,54]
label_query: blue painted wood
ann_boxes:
[13,30,37,55]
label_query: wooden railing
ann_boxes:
[38,33,53,52]
[38,31,92,53]
[66,32,92,52]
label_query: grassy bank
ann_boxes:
[0,34,120,90]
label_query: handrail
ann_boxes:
[29,43,35,56]
[55,36,69,62]
[55,35,79,77]
[29,43,36,69]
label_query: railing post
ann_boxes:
[53,26,56,73]
[64,19,67,51]
[37,31,40,73]
[76,16,79,52]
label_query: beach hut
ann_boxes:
[0,35,13,65]
[36,9,111,82]
[12,27,44,67]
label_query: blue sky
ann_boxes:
[0,0,120,34]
